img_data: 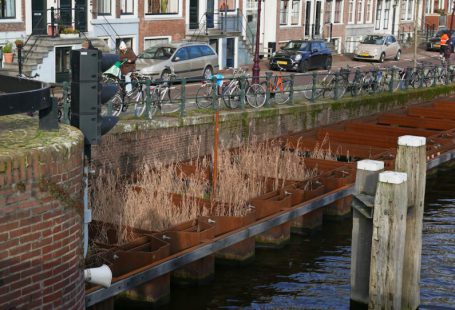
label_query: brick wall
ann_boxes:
[91,87,455,174]
[137,0,186,52]
[0,120,85,309]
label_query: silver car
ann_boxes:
[135,42,219,80]
[353,35,401,63]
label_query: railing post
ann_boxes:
[63,81,70,124]
[419,65,424,88]
[239,75,246,109]
[354,68,361,96]
[311,72,317,103]
[405,67,411,90]
[265,71,272,107]
[389,67,395,93]
[433,65,437,86]
[445,62,449,85]
[211,75,218,110]
[334,71,340,100]
[145,79,152,119]
[180,78,187,117]
[289,73,295,105]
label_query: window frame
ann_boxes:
[366,0,372,23]
[121,0,134,15]
[145,0,180,16]
[334,0,342,24]
[0,0,16,19]
[383,0,390,30]
[143,36,172,51]
[280,0,301,27]
[348,0,355,24]
[375,0,382,30]
[356,0,363,23]
[97,0,112,16]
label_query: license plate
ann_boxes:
[360,53,369,57]
[434,44,440,48]
[277,60,287,65]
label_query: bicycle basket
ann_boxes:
[103,60,123,79]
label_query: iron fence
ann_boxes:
[56,61,455,124]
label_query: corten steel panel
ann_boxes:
[377,113,455,131]
[344,122,437,137]
[407,107,455,119]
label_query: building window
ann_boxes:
[146,0,179,14]
[219,0,236,11]
[291,0,300,25]
[383,0,390,29]
[407,0,413,20]
[400,0,406,20]
[356,0,363,22]
[348,0,354,23]
[98,0,111,15]
[144,37,170,50]
[305,1,311,34]
[280,0,289,25]
[366,0,372,22]
[280,0,300,26]
[121,0,134,14]
[0,0,15,19]
[325,0,332,23]
[334,0,342,23]
[375,0,382,29]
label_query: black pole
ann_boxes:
[252,0,262,83]
[17,45,22,76]
[51,7,55,37]
[330,22,333,41]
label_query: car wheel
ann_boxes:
[161,69,171,81]
[324,57,332,70]
[395,50,401,61]
[379,53,385,63]
[300,60,309,73]
[203,66,213,80]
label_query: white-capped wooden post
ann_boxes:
[395,135,427,310]
[351,160,384,306]
[369,171,408,310]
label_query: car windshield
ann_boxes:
[282,41,307,50]
[139,46,176,59]
[362,35,385,45]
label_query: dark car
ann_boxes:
[426,29,455,52]
[269,40,332,72]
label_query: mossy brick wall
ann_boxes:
[91,85,455,174]
[0,116,85,309]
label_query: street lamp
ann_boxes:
[252,0,263,83]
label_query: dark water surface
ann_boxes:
[127,164,455,309]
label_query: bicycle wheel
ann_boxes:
[246,83,266,108]
[274,80,291,105]
[102,93,124,116]
[160,88,181,114]
[223,85,241,109]
[196,84,213,109]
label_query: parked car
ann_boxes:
[426,29,455,52]
[135,42,219,80]
[269,40,332,72]
[353,35,401,63]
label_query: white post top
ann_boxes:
[398,135,426,147]
[379,171,407,184]
[357,160,385,171]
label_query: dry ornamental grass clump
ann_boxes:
[89,136,334,248]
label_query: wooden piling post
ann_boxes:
[369,171,408,310]
[351,160,384,306]
[395,135,427,310]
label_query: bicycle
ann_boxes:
[302,71,334,100]
[196,68,266,109]
[261,66,291,105]
[101,65,146,116]
[137,74,181,119]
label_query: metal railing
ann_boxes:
[56,60,455,123]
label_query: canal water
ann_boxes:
[121,163,455,309]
